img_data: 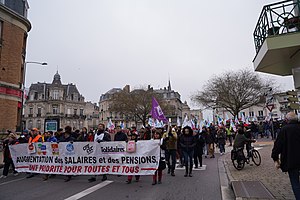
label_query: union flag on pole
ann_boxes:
[150,97,168,122]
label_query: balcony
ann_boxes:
[253,0,300,76]
[65,114,86,119]
[46,113,64,117]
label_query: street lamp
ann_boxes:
[20,61,48,132]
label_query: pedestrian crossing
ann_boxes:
[175,165,207,171]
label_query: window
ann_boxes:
[74,109,77,115]
[28,120,33,129]
[29,107,33,114]
[240,112,245,117]
[34,92,38,100]
[37,107,41,117]
[67,108,71,115]
[53,90,59,100]
[80,109,84,116]
[37,120,41,129]
[249,111,254,117]
[52,105,58,114]
[258,110,263,116]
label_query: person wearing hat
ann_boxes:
[0,133,19,178]
[28,128,43,143]
[26,128,44,179]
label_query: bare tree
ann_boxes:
[109,87,168,126]
[192,69,275,117]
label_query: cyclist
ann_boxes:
[233,124,256,161]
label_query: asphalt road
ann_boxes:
[0,155,222,200]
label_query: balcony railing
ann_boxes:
[253,0,300,53]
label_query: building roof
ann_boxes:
[29,72,83,99]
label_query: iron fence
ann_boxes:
[254,0,300,53]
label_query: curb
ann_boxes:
[218,153,235,200]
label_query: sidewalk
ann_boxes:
[222,140,295,200]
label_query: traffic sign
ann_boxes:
[266,104,274,112]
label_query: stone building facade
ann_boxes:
[24,72,98,132]
[0,0,31,133]
[99,82,202,128]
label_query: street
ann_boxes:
[0,155,222,200]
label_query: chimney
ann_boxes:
[123,85,130,92]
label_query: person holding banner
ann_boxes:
[59,126,76,182]
[28,128,43,143]
[0,133,19,178]
[152,131,166,185]
[126,132,140,184]
[26,128,44,179]
[114,126,128,142]
[88,123,111,183]
[180,126,196,177]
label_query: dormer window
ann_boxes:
[34,92,38,100]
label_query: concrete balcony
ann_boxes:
[253,0,300,76]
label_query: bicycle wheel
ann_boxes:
[251,149,261,166]
[232,157,245,170]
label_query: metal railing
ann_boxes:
[253,0,300,53]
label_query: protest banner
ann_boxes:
[10,140,160,176]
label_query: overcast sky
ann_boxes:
[25,0,294,112]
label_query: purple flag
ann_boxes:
[151,97,168,122]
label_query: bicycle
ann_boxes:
[231,145,261,170]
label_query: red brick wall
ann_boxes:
[0,21,25,85]
[0,98,18,132]
[0,19,28,132]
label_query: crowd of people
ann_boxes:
[0,119,288,185]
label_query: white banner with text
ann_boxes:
[10,140,160,175]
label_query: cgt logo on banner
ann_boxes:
[9,140,160,176]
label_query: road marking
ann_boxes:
[175,165,206,171]
[64,180,113,200]
[0,177,26,186]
